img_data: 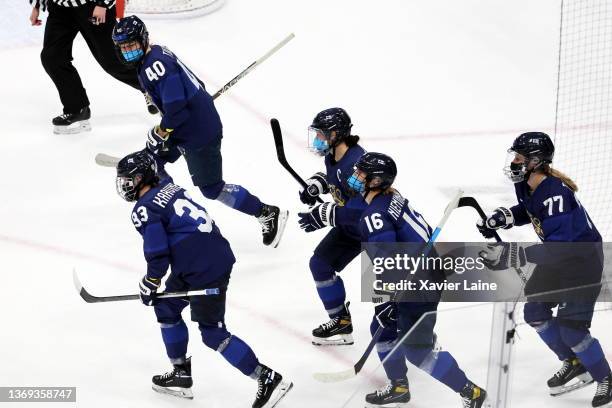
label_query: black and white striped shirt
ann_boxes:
[30,0,115,11]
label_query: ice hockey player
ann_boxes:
[111,15,287,247]
[296,110,415,404]
[115,150,292,408]
[477,132,612,407]
[295,107,367,346]
[349,152,487,408]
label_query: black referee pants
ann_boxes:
[41,2,141,114]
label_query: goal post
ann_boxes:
[485,302,516,408]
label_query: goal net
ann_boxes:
[337,2,612,408]
[554,0,612,242]
[118,0,224,16]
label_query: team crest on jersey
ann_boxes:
[329,184,346,206]
[529,214,545,240]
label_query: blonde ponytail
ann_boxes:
[544,166,578,192]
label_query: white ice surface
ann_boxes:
[1,0,611,407]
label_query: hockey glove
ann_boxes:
[299,172,330,206]
[146,126,172,157]
[298,202,337,232]
[139,275,161,306]
[477,207,514,239]
[479,242,526,271]
[374,302,398,329]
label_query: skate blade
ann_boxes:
[263,380,293,408]
[151,384,194,399]
[271,210,289,248]
[365,402,410,408]
[53,120,92,135]
[549,373,594,396]
[312,333,354,346]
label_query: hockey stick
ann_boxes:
[270,118,323,204]
[95,153,122,168]
[72,269,219,304]
[457,197,501,243]
[312,189,464,383]
[458,197,528,283]
[95,33,296,168]
[211,33,295,99]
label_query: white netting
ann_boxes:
[125,0,224,15]
[554,0,612,242]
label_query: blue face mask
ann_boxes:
[312,137,330,155]
[347,174,365,194]
[122,48,144,62]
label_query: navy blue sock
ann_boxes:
[160,320,189,364]
[378,340,408,380]
[209,183,263,216]
[370,318,407,380]
[310,256,346,317]
[561,326,611,382]
[219,335,260,377]
[404,346,467,393]
[535,319,575,361]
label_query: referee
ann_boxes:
[29,0,158,134]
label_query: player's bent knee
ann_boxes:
[310,255,334,281]
[403,345,433,367]
[198,323,231,351]
[154,299,188,324]
[523,303,553,326]
[199,181,225,200]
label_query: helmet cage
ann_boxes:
[503,149,545,183]
[116,174,142,202]
[308,126,332,156]
[346,167,389,196]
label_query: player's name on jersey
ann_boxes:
[152,183,183,208]
[373,279,498,292]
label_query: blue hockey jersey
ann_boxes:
[131,179,235,285]
[359,190,433,244]
[324,145,368,239]
[510,176,601,243]
[360,190,444,299]
[138,45,223,150]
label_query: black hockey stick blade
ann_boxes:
[73,269,138,303]
[458,196,501,242]
[72,269,218,303]
[270,118,323,203]
[458,197,528,283]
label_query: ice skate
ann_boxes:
[252,365,293,408]
[52,106,91,134]
[592,373,612,407]
[258,204,288,248]
[151,357,193,399]
[548,358,594,396]
[312,302,353,346]
[365,378,411,407]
